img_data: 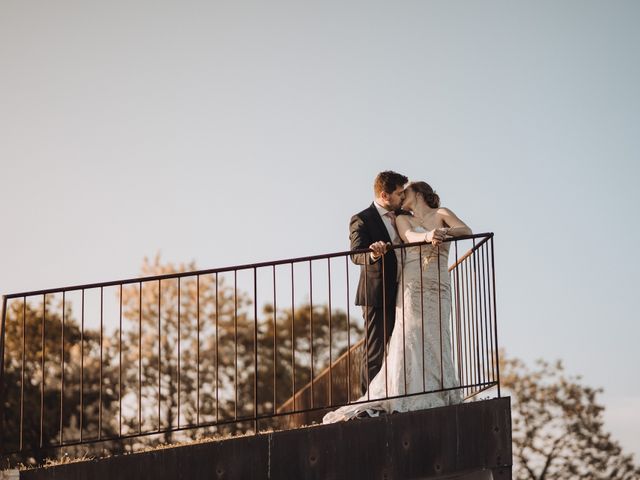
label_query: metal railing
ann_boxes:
[0,233,499,465]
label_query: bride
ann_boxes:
[323,181,472,423]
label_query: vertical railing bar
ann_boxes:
[449,260,456,395]
[309,260,314,409]
[483,243,495,381]
[469,240,478,393]
[345,256,352,404]
[253,267,259,432]
[479,243,490,385]
[400,245,406,397]
[437,245,444,390]
[472,239,482,390]
[465,258,474,394]
[177,278,181,428]
[476,251,483,395]
[468,256,477,394]
[454,241,463,394]
[381,250,388,399]
[468,258,477,394]
[215,273,219,423]
[364,258,369,401]
[490,236,501,397]
[20,298,26,450]
[419,244,426,392]
[454,253,465,396]
[118,285,122,438]
[462,257,470,394]
[196,275,200,426]
[99,287,104,439]
[60,291,65,445]
[291,263,296,411]
[0,295,7,452]
[40,294,46,448]
[234,271,238,420]
[473,247,481,393]
[451,258,457,388]
[487,242,498,381]
[158,280,161,430]
[485,243,493,384]
[272,265,277,415]
[80,290,84,442]
[327,258,333,406]
[473,240,487,383]
[138,282,142,434]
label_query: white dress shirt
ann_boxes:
[373,202,402,278]
[373,201,399,243]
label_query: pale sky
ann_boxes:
[1,0,639,458]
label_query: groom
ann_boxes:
[350,170,408,395]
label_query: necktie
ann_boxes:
[386,211,399,238]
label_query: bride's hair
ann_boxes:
[408,181,440,208]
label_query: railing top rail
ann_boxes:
[2,232,493,300]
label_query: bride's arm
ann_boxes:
[396,215,445,244]
[438,208,472,237]
[397,215,421,243]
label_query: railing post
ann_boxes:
[0,295,7,452]
[253,267,259,433]
[489,234,501,397]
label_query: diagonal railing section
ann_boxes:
[0,233,499,465]
[277,233,499,426]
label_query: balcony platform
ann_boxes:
[19,397,512,480]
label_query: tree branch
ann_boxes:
[539,435,565,479]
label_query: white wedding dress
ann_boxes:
[323,230,462,423]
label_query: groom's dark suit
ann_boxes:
[350,203,400,395]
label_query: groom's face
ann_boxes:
[382,186,405,211]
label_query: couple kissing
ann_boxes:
[323,170,471,423]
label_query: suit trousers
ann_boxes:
[361,303,396,396]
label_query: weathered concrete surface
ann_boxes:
[20,397,512,480]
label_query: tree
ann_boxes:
[119,255,361,444]
[119,255,251,444]
[1,254,363,464]
[1,297,119,465]
[501,355,640,480]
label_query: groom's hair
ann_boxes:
[374,171,408,196]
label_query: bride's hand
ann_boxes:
[425,228,446,246]
[439,227,451,238]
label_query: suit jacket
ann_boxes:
[350,203,399,307]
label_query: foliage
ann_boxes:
[1,254,362,465]
[117,254,361,444]
[1,297,119,464]
[502,355,640,480]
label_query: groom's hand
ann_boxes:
[370,241,389,261]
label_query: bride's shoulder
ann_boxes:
[436,206,454,216]
[396,212,416,227]
[436,206,465,225]
[396,210,413,220]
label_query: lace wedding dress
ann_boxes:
[323,230,462,423]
